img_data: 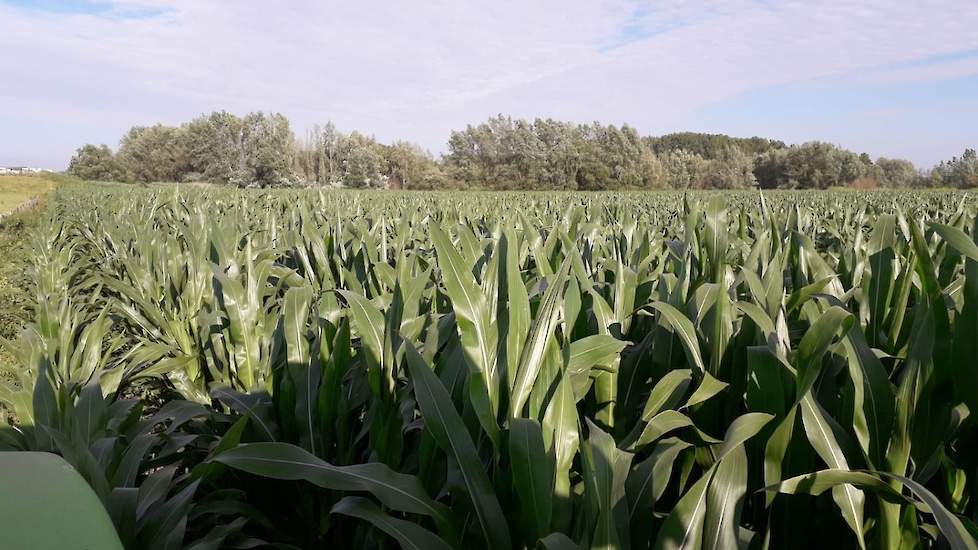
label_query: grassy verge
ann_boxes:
[0,175,67,370]
[0,175,59,215]
[0,209,40,368]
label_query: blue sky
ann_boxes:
[5,0,117,14]
[2,0,977,169]
[695,71,978,163]
[3,0,168,18]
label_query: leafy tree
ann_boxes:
[876,157,920,188]
[297,123,417,188]
[926,167,945,188]
[295,123,343,186]
[73,110,969,192]
[530,118,583,190]
[239,112,297,187]
[932,149,978,188]
[753,142,875,189]
[384,141,445,190]
[117,125,189,183]
[446,116,666,190]
[183,111,245,184]
[445,115,527,190]
[183,111,297,187]
[577,123,663,190]
[700,146,757,189]
[649,132,784,159]
[662,149,709,189]
[335,131,386,188]
[66,144,124,181]
[445,122,491,188]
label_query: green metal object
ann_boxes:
[0,452,123,550]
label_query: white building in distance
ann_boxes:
[0,167,52,175]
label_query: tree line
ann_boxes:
[67,111,978,190]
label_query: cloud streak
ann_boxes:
[2,0,977,168]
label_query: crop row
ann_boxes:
[1,186,977,549]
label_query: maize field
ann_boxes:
[2,184,978,550]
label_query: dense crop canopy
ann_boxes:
[2,185,977,549]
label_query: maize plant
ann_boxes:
[2,183,978,549]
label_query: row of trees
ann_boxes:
[69,113,298,187]
[442,117,974,190]
[68,113,445,189]
[68,112,977,190]
[294,123,444,189]
[929,149,978,188]
[443,117,779,190]
[445,118,666,190]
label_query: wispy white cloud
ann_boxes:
[2,0,977,167]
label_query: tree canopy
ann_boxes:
[67,144,124,181]
[648,132,784,159]
[66,112,970,190]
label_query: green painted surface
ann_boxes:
[0,452,123,550]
